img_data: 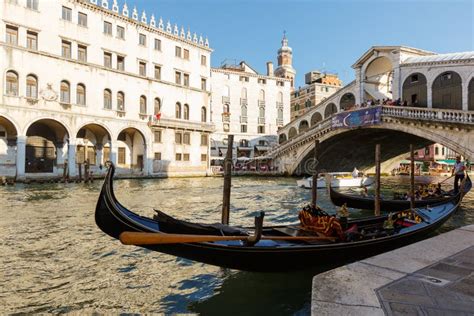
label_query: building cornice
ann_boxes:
[211,67,291,82]
[400,59,474,67]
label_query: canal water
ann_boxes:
[1,176,473,315]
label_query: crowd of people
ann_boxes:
[345,98,420,111]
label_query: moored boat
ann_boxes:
[297,173,374,189]
[95,163,471,272]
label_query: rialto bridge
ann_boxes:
[271,46,474,175]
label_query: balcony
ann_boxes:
[149,117,215,132]
[222,96,230,104]
[258,117,265,124]
[258,100,266,107]
[276,102,283,108]
[240,116,248,123]
[222,112,231,123]
[138,113,148,120]
[116,109,126,117]
[276,118,284,127]
[240,98,247,105]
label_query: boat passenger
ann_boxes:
[352,167,359,178]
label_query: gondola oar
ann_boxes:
[119,232,337,245]
[438,175,454,184]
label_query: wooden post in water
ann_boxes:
[374,144,381,216]
[410,144,415,210]
[221,135,234,225]
[63,159,68,182]
[311,140,320,206]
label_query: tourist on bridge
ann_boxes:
[452,156,466,193]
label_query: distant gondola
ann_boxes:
[329,185,459,212]
[95,163,471,272]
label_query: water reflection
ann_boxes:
[0,176,472,314]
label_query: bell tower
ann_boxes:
[274,31,296,89]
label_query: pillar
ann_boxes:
[68,142,76,177]
[96,143,103,167]
[462,80,469,111]
[110,142,118,166]
[16,135,26,180]
[427,81,433,109]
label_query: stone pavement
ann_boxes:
[311,225,474,315]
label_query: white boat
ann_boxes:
[296,173,374,189]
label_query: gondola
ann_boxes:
[95,163,471,272]
[329,185,459,212]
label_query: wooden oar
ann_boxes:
[119,231,337,245]
[438,175,454,184]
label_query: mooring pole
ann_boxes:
[375,144,381,216]
[78,163,82,182]
[312,140,320,206]
[222,135,234,225]
[410,144,415,210]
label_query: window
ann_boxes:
[201,55,207,66]
[258,78,266,84]
[175,71,181,85]
[200,134,208,146]
[183,104,189,120]
[239,76,249,82]
[154,98,161,114]
[117,26,125,39]
[139,33,146,46]
[6,25,18,45]
[183,74,189,87]
[175,102,182,118]
[175,132,182,144]
[183,153,190,161]
[183,132,190,145]
[140,95,147,114]
[78,45,87,62]
[154,152,162,160]
[27,0,38,10]
[6,71,18,96]
[26,74,37,98]
[104,52,112,68]
[183,49,189,60]
[201,106,206,122]
[117,91,124,111]
[154,38,161,51]
[258,125,265,134]
[103,89,112,109]
[103,21,112,35]
[175,153,182,161]
[241,124,247,133]
[60,80,70,103]
[78,12,87,27]
[201,154,207,162]
[154,130,162,143]
[62,40,71,58]
[117,55,124,70]
[26,31,37,50]
[154,65,161,80]
[118,147,126,164]
[241,105,248,117]
[175,46,181,57]
[435,146,439,155]
[259,107,265,118]
[201,78,206,90]
[62,6,72,21]
[139,62,146,76]
[76,84,86,105]
[276,81,284,87]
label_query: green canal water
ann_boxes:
[1,176,473,315]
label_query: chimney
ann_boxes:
[266,62,274,76]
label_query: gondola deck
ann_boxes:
[95,163,471,271]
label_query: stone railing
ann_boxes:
[382,106,474,124]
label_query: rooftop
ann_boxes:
[403,51,474,64]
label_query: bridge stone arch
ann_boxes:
[298,120,309,133]
[402,72,427,107]
[324,103,337,118]
[279,133,287,144]
[310,112,323,126]
[432,71,463,110]
[339,93,356,110]
[288,127,297,139]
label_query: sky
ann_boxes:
[128,0,473,87]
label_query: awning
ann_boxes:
[435,159,456,165]
[399,160,424,165]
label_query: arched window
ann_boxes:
[140,95,147,114]
[104,89,112,109]
[223,103,230,113]
[259,89,265,101]
[76,83,86,105]
[60,80,70,103]
[175,102,182,118]
[278,91,283,103]
[241,104,248,117]
[6,70,19,96]
[154,98,161,115]
[26,74,37,98]
[117,91,124,111]
[259,106,265,118]
[201,106,206,122]
[183,104,189,120]
[241,87,247,99]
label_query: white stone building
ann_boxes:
[209,46,292,161]
[1,0,214,179]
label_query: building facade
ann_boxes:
[1,0,215,179]
[210,60,291,161]
[291,71,342,121]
